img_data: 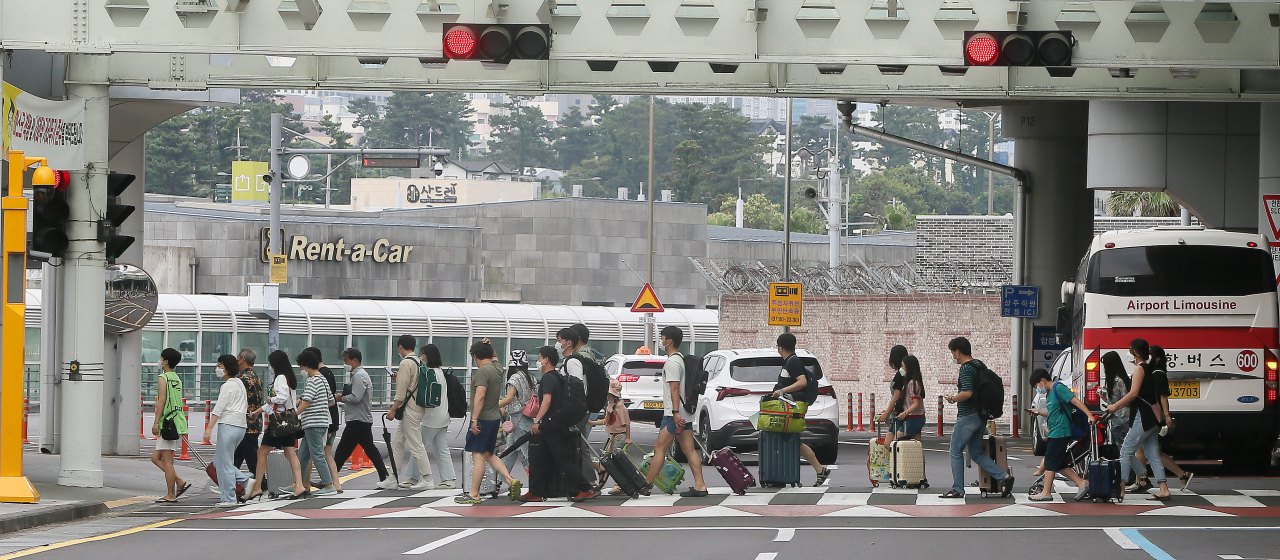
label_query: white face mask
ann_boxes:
[343,363,353,373]
[217,367,226,377]
[1036,386,1047,395]
[554,342,565,353]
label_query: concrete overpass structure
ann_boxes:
[3,0,1280,486]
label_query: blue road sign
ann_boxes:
[1001,285,1040,318]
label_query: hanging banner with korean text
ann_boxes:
[2,82,86,171]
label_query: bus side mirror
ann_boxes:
[1056,306,1071,344]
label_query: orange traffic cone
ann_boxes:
[350,446,369,470]
[179,405,190,460]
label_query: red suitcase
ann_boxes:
[184,436,244,499]
[707,445,755,495]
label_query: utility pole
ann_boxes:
[986,111,997,215]
[646,95,656,349]
[828,130,841,269]
[782,99,792,334]
[269,114,283,352]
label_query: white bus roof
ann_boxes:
[1091,227,1268,254]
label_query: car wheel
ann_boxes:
[815,443,838,465]
[697,415,714,453]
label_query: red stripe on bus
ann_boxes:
[1082,327,1279,349]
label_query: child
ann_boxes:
[1028,369,1096,502]
[588,380,632,494]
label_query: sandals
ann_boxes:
[1127,479,1153,494]
[814,468,832,487]
[175,482,192,498]
[154,497,177,503]
[1029,494,1054,502]
[939,490,965,499]
[1179,472,1194,491]
[1146,494,1172,502]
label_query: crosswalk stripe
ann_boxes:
[1202,495,1265,508]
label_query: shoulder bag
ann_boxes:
[269,386,302,437]
[520,370,541,418]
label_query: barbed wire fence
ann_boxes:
[691,256,1013,295]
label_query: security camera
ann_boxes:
[803,187,818,200]
[433,161,444,177]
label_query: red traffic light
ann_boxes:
[964,30,1074,67]
[965,33,999,66]
[442,23,551,62]
[52,170,71,192]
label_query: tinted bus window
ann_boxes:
[1087,246,1274,297]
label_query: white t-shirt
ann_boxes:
[661,352,685,416]
[564,356,584,384]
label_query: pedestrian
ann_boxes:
[941,336,1013,499]
[1105,338,1172,501]
[570,324,603,440]
[419,344,456,489]
[233,348,264,479]
[772,333,832,486]
[1133,345,1193,493]
[559,327,602,468]
[387,334,434,490]
[876,345,909,445]
[204,354,253,506]
[519,346,597,502]
[301,347,342,492]
[246,350,306,501]
[455,340,523,504]
[1099,351,1132,461]
[151,348,190,503]
[1027,369,1095,502]
[332,347,394,490]
[290,350,337,496]
[594,379,633,495]
[641,325,709,497]
[497,349,536,476]
[894,355,927,441]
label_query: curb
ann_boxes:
[0,501,109,535]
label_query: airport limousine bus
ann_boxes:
[1061,226,1280,468]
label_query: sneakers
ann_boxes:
[398,479,418,489]
[814,467,832,487]
[608,485,626,496]
[570,489,599,502]
[517,493,544,503]
[454,494,483,504]
[376,478,399,490]
[436,480,456,490]
[1074,488,1090,502]
[215,501,239,507]
[408,479,435,491]
[312,486,338,496]
[679,487,709,498]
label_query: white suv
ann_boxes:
[690,349,840,464]
[604,354,675,422]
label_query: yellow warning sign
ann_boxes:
[630,283,665,313]
[270,253,288,284]
[768,282,802,327]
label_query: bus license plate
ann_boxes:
[1168,381,1200,399]
[643,401,664,409]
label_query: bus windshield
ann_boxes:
[1086,245,1275,297]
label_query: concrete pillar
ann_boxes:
[1087,101,1259,232]
[59,55,108,488]
[1260,104,1280,282]
[1001,101,1093,436]
[102,138,145,456]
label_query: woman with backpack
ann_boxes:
[244,350,306,501]
[1105,338,1172,501]
[497,349,537,476]
[876,345,909,445]
[416,344,455,489]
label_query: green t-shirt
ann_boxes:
[472,362,505,421]
[159,370,187,435]
[1046,382,1078,439]
[955,361,980,418]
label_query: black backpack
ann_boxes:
[442,368,467,419]
[968,359,1005,420]
[551,371,588,429]
[681,354,705,414]
[569,354,609,414]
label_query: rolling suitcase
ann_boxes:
[867,429,892,487]
[889,439,928,489]
[265,449,295,498]
[184,436,244,499]
[463,447,500,498]
[707,446,756,495]
[600,445,648,498]
[640,450,686,494]
[758,430,801,488]
[978,435,1010,497]
[530,431,593,498]
[1087,416,1123,503]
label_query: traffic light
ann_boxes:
[30,170,70,260]
[442,23,550,63]
[963,31,1073,67]
[99,172,136,262]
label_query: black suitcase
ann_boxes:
[530,431,590,498]
[600,445,646,498]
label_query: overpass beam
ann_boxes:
[58,54,108,488]
[1002,102,1093,434]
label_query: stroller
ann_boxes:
[1027,404,1111,497]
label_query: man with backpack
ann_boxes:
[772,333,832,486]
[1028,369,1095,502]
[387,334,434,491]
[455,341,522,504]
[521,346,597,503]
[643,325,709,498]
[941,337,1013,499]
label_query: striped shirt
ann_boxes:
[299,374,332,429]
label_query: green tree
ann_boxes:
[144,114,205,195]
[488,95,554,172]
[661,139,711,202]
[359,92,474,151]
[1106,191,1179,217]
[864,105,945,177]
[313,114,356,204]
[553,105,593,170]
[707,212,735,226]
[743,193,783,230]
[789,206,826,234]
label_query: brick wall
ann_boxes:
[719,294,1010,424]
[915,215,1013,265]
[1093,216,1200,236]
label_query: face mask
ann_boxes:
[554,342,565,353]
[217,367,225,377]
[1036,386,1047,395]
[343,364,353,373]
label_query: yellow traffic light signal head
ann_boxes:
[30,165,56,187]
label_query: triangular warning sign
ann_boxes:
[1265,195,1280,240]
[630,283,665,313]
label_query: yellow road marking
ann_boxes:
[0,519,182,560]
[104,496,161,509]
[338,468,375,484]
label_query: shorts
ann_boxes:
[659,415,686,435]
[261,430,299,449]
[900,416,926,436]
[464,419,502,454]
[1044,436,1072,472]
[155,437,181,451]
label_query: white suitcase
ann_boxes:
[889,439,928,489]
[265,450,296,497]
[463,451,499,497]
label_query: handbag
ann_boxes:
[160,414,180,441]
[268,386,301,437]
[756,395,808,433]
[501,419,515,433]
[520,371,541,418]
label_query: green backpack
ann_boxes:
[411,356,442,409]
